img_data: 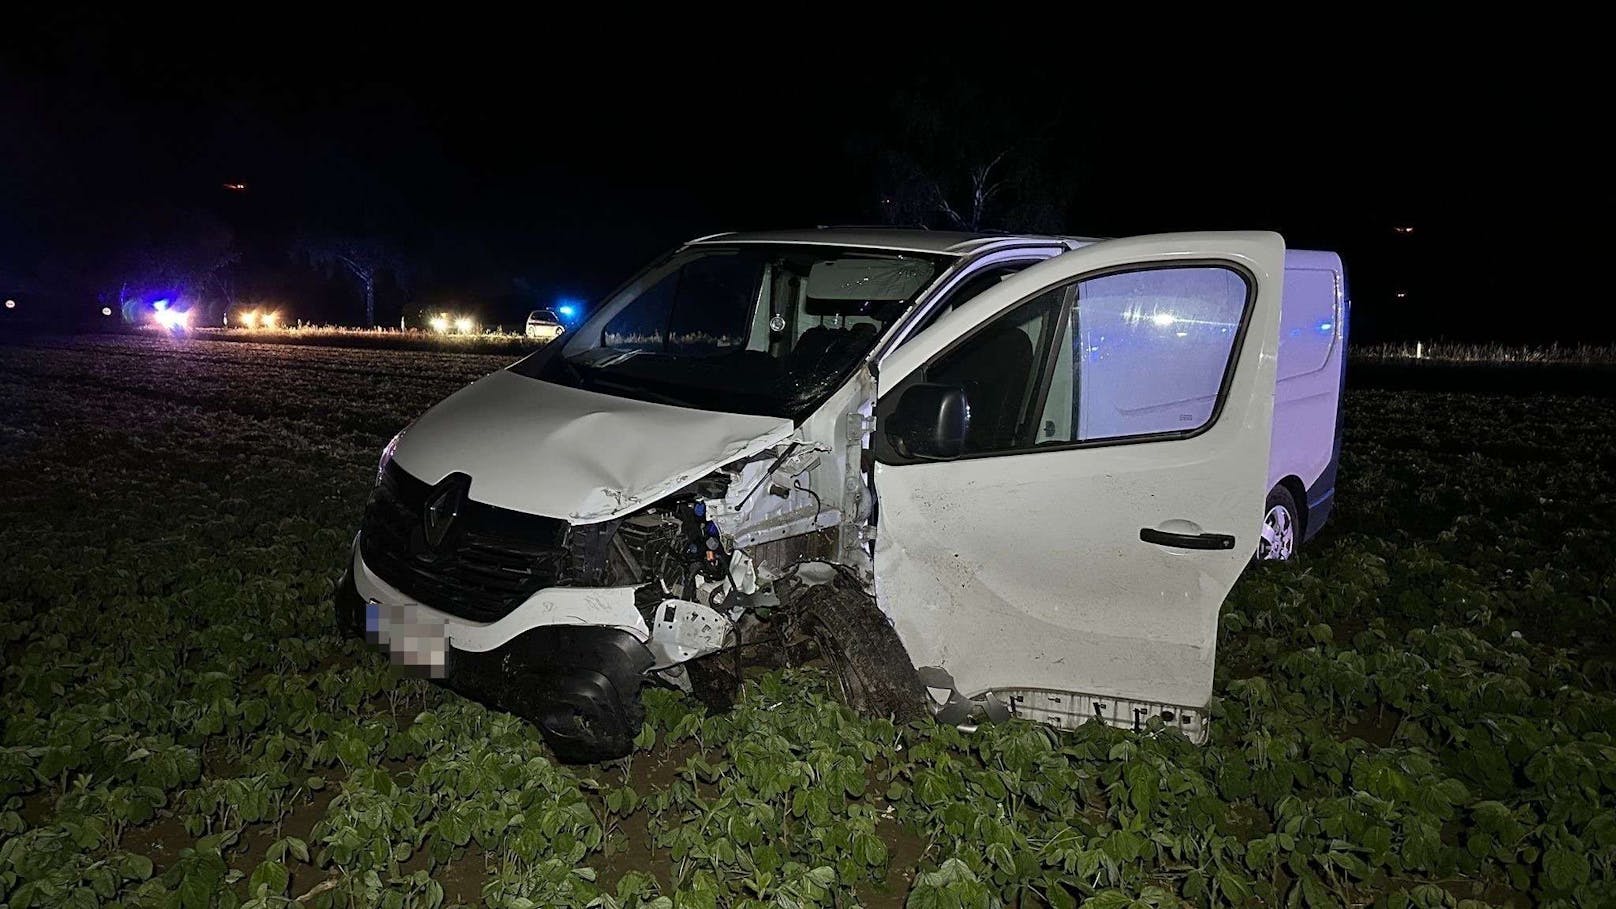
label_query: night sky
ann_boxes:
[1,13,1598,342]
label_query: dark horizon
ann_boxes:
[1,14,1600,343]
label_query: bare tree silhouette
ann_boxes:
[870,79,1071,233]
[292,234,408,327]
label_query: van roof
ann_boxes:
[689,227,1101,256]
[690,227,1337,266]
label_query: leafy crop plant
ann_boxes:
[1,335,1612,907]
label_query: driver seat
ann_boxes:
[931,323,1035,452]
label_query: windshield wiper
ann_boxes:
[557,357,587,385]
[586,376,691,408]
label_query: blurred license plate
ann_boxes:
[365,599,448,678]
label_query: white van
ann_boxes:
[337,228,1348,761]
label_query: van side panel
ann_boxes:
[1305,276,1350,537]
[1271,251,1345,536]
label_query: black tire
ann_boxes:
[788,582,926,722]
[448,626,652,764]
[334,569,365,638]
[687,652,741,713]
[1255,485,1301,563]
[530,681,644,764]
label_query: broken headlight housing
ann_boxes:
[376,429,405,485]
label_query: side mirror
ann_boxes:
[888,383,970,460]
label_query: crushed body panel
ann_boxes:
[390,369,794,523]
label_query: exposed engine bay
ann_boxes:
[343,345,999,766]
[596,438,856,693]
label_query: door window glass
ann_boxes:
[927,287,1067,454]
[1059,266,1248,441]
[901,264,1248,460]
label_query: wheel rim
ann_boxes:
[1260,504,1295,560]
[812,630,861,704]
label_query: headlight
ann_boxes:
[377,430,404,484]
[154,309,191,331]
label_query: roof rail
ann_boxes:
[813,223,933,231]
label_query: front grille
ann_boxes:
[360,463,571,622]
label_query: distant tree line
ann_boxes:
[24,208,410,329]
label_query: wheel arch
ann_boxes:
[1274,475,1309,539]
[791,578,927,722]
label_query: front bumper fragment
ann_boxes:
[344,535,649,652]
[336,559,654,762]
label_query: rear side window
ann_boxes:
[1277,268,1338,380]
[1040,266,1248,442]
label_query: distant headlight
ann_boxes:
[154,308,191,331]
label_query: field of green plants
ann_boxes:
[189,327,545,356]
[2,334,1613,908]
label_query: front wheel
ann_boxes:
[334,568,365,638]
[786,581,926,722]
[1256,485,1300,562]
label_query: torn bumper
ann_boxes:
[343,536,649,657]
[337,541,655,760]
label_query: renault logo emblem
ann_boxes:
[423,474,470,549]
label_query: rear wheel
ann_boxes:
[787,581,925,721]
[1256,485,1300,562]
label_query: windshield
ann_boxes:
[510,244,949,419]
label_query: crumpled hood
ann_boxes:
[390,369,794,522]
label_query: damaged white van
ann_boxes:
[336,228,1348,761]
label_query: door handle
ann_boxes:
[1139,528,1237,550]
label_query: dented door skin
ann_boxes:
[871,232,1285,739]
